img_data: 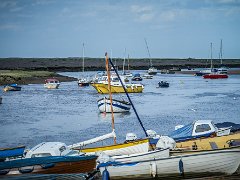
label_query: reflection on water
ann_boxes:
[0,71,240,148]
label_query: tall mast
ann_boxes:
[123,48,126,74]
[128,54,130,71]
[105,52,116,145]
[220,39,223,65]
[210,42,213,69]
[82,43,85,73]
[144,38,152,67]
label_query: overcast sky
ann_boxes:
[0,0,240,58]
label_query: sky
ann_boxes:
[0,0,240,59]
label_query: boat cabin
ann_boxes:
[169,120,231,142]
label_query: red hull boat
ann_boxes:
[203,74,228,79]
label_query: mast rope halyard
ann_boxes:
[105,52,117,145]
[108,57,148,137]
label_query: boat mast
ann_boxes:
[127,54,130,71]
[123,48,126,74]
[210,42,213,69]
[105,52,116,145]
[144,38,153,67]
[220,39,223,65]
[82,43,85,73]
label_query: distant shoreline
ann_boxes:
[0,58,240,71]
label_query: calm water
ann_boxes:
[0,71,240,148]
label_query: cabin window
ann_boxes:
[31,153,52,158]
[195,124,211,133]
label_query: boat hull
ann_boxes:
[80,139,149,156]
[175,132,240,150]
[0,155,97,176]
[44,83,60,89]
[91,83,143,94]
[3,85,21,92]
[99,147,240,179]
[97,98,131,113]
[203,74,228,79]
[0,146,25,159]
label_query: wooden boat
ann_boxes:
[158,81,169,88]
[97,146,240,179]
[3,84,22,92]
[79,139,149,156]
[0,155,97,176]
[0,142,97,176]
[44,78,60,89]
[97,97,131,113]
[0,146,25,160]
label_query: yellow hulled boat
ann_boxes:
[80,139,149,156]
[176,132,240,150]
[91,83,144,94]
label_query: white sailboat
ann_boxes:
[145,38,158,75]
[78,43,90,86]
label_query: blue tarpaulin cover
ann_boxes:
[168,123,194,142]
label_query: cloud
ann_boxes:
[0,23,19,30]
[130,5,155,22]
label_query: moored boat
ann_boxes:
[97,147,240,179]
[203,73,228,79]
[78,78,90,86]
[97,97,131,113]
[0,145,25,160]
[3,84,22,92]
[147,66,158,75]
[44,78,60,89]
[158,81,169,88]
[131,73,142,81]
[142,74,153,79]
[168,120,240,150]
[91,75,144,94]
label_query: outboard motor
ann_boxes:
[156,136,176,150]
[125,133,137,142]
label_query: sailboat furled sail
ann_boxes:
[145,38,158,75]
[78,43,90,86]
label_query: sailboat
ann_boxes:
[203,43,228,79]
[145,39,158,75]
[73,53,149,155]
[78,43,90,86]
[125,55,133,77]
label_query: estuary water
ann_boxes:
[0,71,240,148]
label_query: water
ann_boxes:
[0,71,240,148]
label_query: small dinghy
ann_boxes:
[3,84,22,92]
[98,97,131,113]
[158,81,169,88]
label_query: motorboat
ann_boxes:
[131,73,142,81]
[158,81,169,88]
[3,84,22,92]
[44,78,60,89]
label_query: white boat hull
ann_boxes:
[97,98,131,113]
[112,148,169,163]
[99,148,240,179]
[44,83,60,89]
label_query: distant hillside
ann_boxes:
[0,57,240,71]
